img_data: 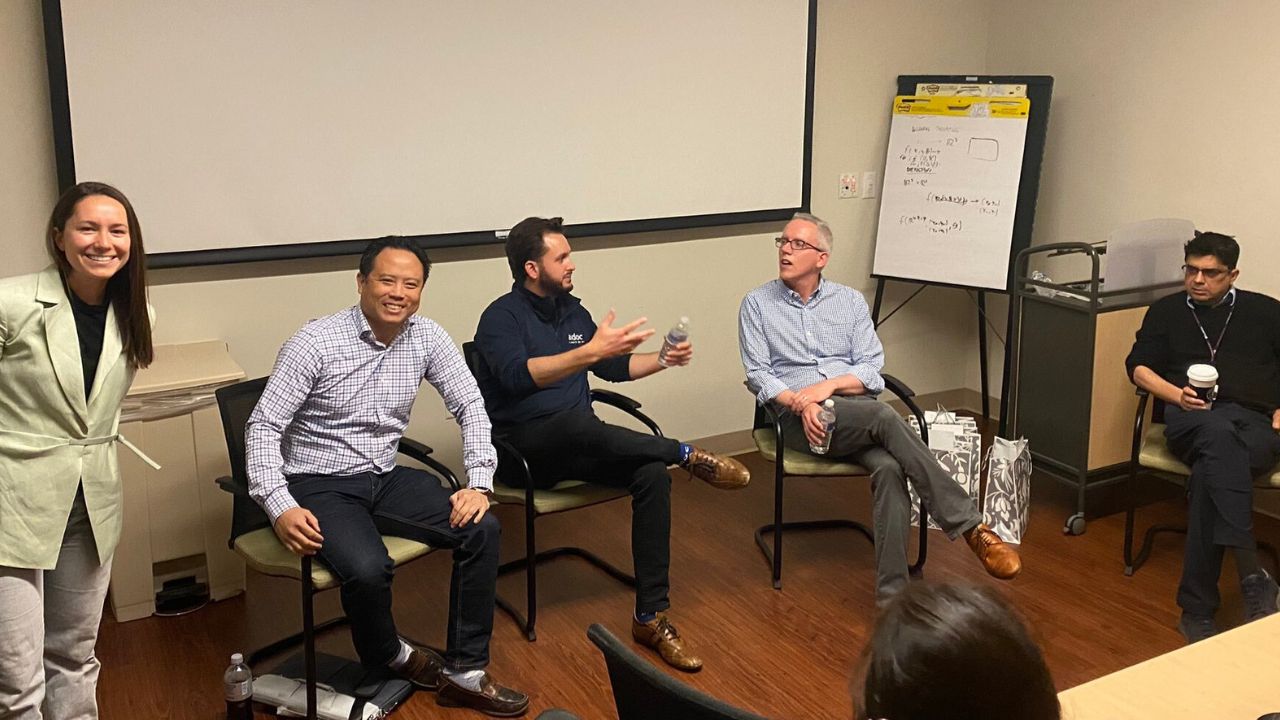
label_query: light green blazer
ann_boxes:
[0,266,147,569]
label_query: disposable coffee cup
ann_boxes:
[1187,364,1219,408]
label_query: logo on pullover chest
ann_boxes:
[567,332,585,345]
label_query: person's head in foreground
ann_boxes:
[853,582,1060,720]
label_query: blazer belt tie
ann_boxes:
[4,429,162,471]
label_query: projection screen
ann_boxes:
[44,1,815,267]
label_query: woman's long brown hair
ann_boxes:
[46,182,154,369]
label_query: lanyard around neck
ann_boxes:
[1189,303,1234,364]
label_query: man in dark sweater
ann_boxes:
[471,216,749,672]
[1126,230,1280,643]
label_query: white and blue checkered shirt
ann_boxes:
[739,277,885,405]
[246,306,496,522]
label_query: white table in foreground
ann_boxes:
[1058,613,1280,719]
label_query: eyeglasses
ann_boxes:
[1182,264,1229,280]
[775,236,824,253]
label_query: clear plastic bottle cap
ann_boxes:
[230,653,243,665]
[679,316,690,325]
[823,399,835,409]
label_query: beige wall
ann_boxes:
[2,1,990,467]
[972,0,1280,402]
[1,0,57,271]
[982,0,1280,513]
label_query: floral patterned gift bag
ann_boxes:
[982,436,1032,543]
[906,408,983,531]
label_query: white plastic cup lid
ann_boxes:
[1187,364,1218,384]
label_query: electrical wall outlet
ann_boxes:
[839,173,858,199]
[861,171,877,199]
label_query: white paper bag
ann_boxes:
[906,407,982,530]
[982,436,1032,544]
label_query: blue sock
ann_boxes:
[636,611,657,624]
[678,443,693,465]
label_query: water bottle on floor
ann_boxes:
[224,652,253,720]
[658,317,690,368]
[810,399,836,454]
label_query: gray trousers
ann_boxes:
[781,395,981,601]
[0,489,111,720]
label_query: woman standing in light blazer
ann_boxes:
[0,182,153,719]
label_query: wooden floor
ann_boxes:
[96,436,1280,719]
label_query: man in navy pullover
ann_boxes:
[1126,231,1280,643]
[472,216,749,672]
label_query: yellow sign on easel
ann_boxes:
[892,95,1030,119]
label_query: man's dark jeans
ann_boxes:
[500,408,681,616]
[289,466,499,670]
[1165,402,1280,616]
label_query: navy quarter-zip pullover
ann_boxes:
[473,283,631,427]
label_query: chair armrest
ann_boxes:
[216,474,249,497]
[591,388,664,437]
[881,373,928,445]
[1131,389,1151,464]
[882,373,915,398]
[490,435,535,490]
[398,437,462,491]
[757,399,787,451]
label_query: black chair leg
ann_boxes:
[302,556,317,720]
[772,472,784,589]
[1260,541,1280,575]
[1126,523,1187,576]
[494,503,638,642]
[247,616,349,668]
[1124,463,1139,574]
[755,520,875,586]
[909,500,928,579]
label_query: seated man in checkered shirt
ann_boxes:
[738,213,1022,606]
[245,238,528,717]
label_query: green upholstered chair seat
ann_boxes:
[232,527,433,592]
[1140,423,1280,488]
[752,428,868,476]
[491,479,631,515]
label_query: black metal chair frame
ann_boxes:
[1123,388,1278,576]
[587,623,771,720]
[214,377,459,719]
[753,374,931,590]
[462,342,652,641]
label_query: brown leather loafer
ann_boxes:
[632,614,703,672]
[394,645,445,690]
[964,523,1022,580]
[437,672,529,717]
[684,447,750,490]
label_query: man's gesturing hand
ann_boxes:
[586,308,654,359]
[274,507,324,556]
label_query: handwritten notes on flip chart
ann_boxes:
[872,96,1031,290]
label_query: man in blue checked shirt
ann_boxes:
[246,238,528,717]
[738,213,1022,605]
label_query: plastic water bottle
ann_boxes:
[810,399,836,455]
[657,317,690,368]
[224,653,253,720]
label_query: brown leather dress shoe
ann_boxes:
[964,523,1022,580]
[684,447,750,490]
[437,672,530,717]
[632,614,703,672]
[394,645,444,690]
